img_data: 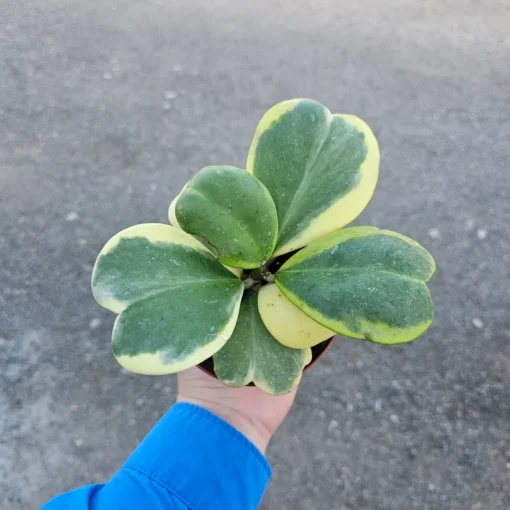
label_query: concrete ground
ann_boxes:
[1,0,510,508]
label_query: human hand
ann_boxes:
[177,367,297,454]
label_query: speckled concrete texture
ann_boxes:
[1,1,510,509]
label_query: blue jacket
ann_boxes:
[42,403,271,510]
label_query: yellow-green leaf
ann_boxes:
[258,284,334,349]
[247,99,379,256]
[223,265,243,277]
[175,166,278,268]
[92,224,243,374]
[276,227,435,344]
[213,293,312,395]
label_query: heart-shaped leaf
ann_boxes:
[92,224,243,374]
[276,227,435,344]
[213,293,312,395]
[175,166,278,269]
[258,284,334,349]
[247,99,379,256]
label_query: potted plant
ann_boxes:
[91,99,435,396]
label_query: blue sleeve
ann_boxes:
[42,403,272,510]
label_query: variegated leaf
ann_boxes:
[175,166,278,268]
[213,293,311,395]
[276,227,435,344]
[92,224,243,374]
[247,99,379,256]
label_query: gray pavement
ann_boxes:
[1,1,510,508]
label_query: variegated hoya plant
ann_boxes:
[92,99,435,396]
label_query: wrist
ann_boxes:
[177,396,272,454]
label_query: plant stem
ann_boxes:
[259,262,275,283]
[261,270,275,283]
[243,277,256,290]
[242,263,275,292]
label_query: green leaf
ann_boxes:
[247,99,379,256]
[258,284,334,349]
[175,166,278,269]
[168,181,188,229]
[183,234,243,277]
[276,227,435,344]
[213,293,312,395]
[92,223,243,374]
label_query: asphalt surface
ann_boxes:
[1,1,510,509]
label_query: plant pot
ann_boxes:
[198,335,335,384]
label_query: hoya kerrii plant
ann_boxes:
[92,99,435,396]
